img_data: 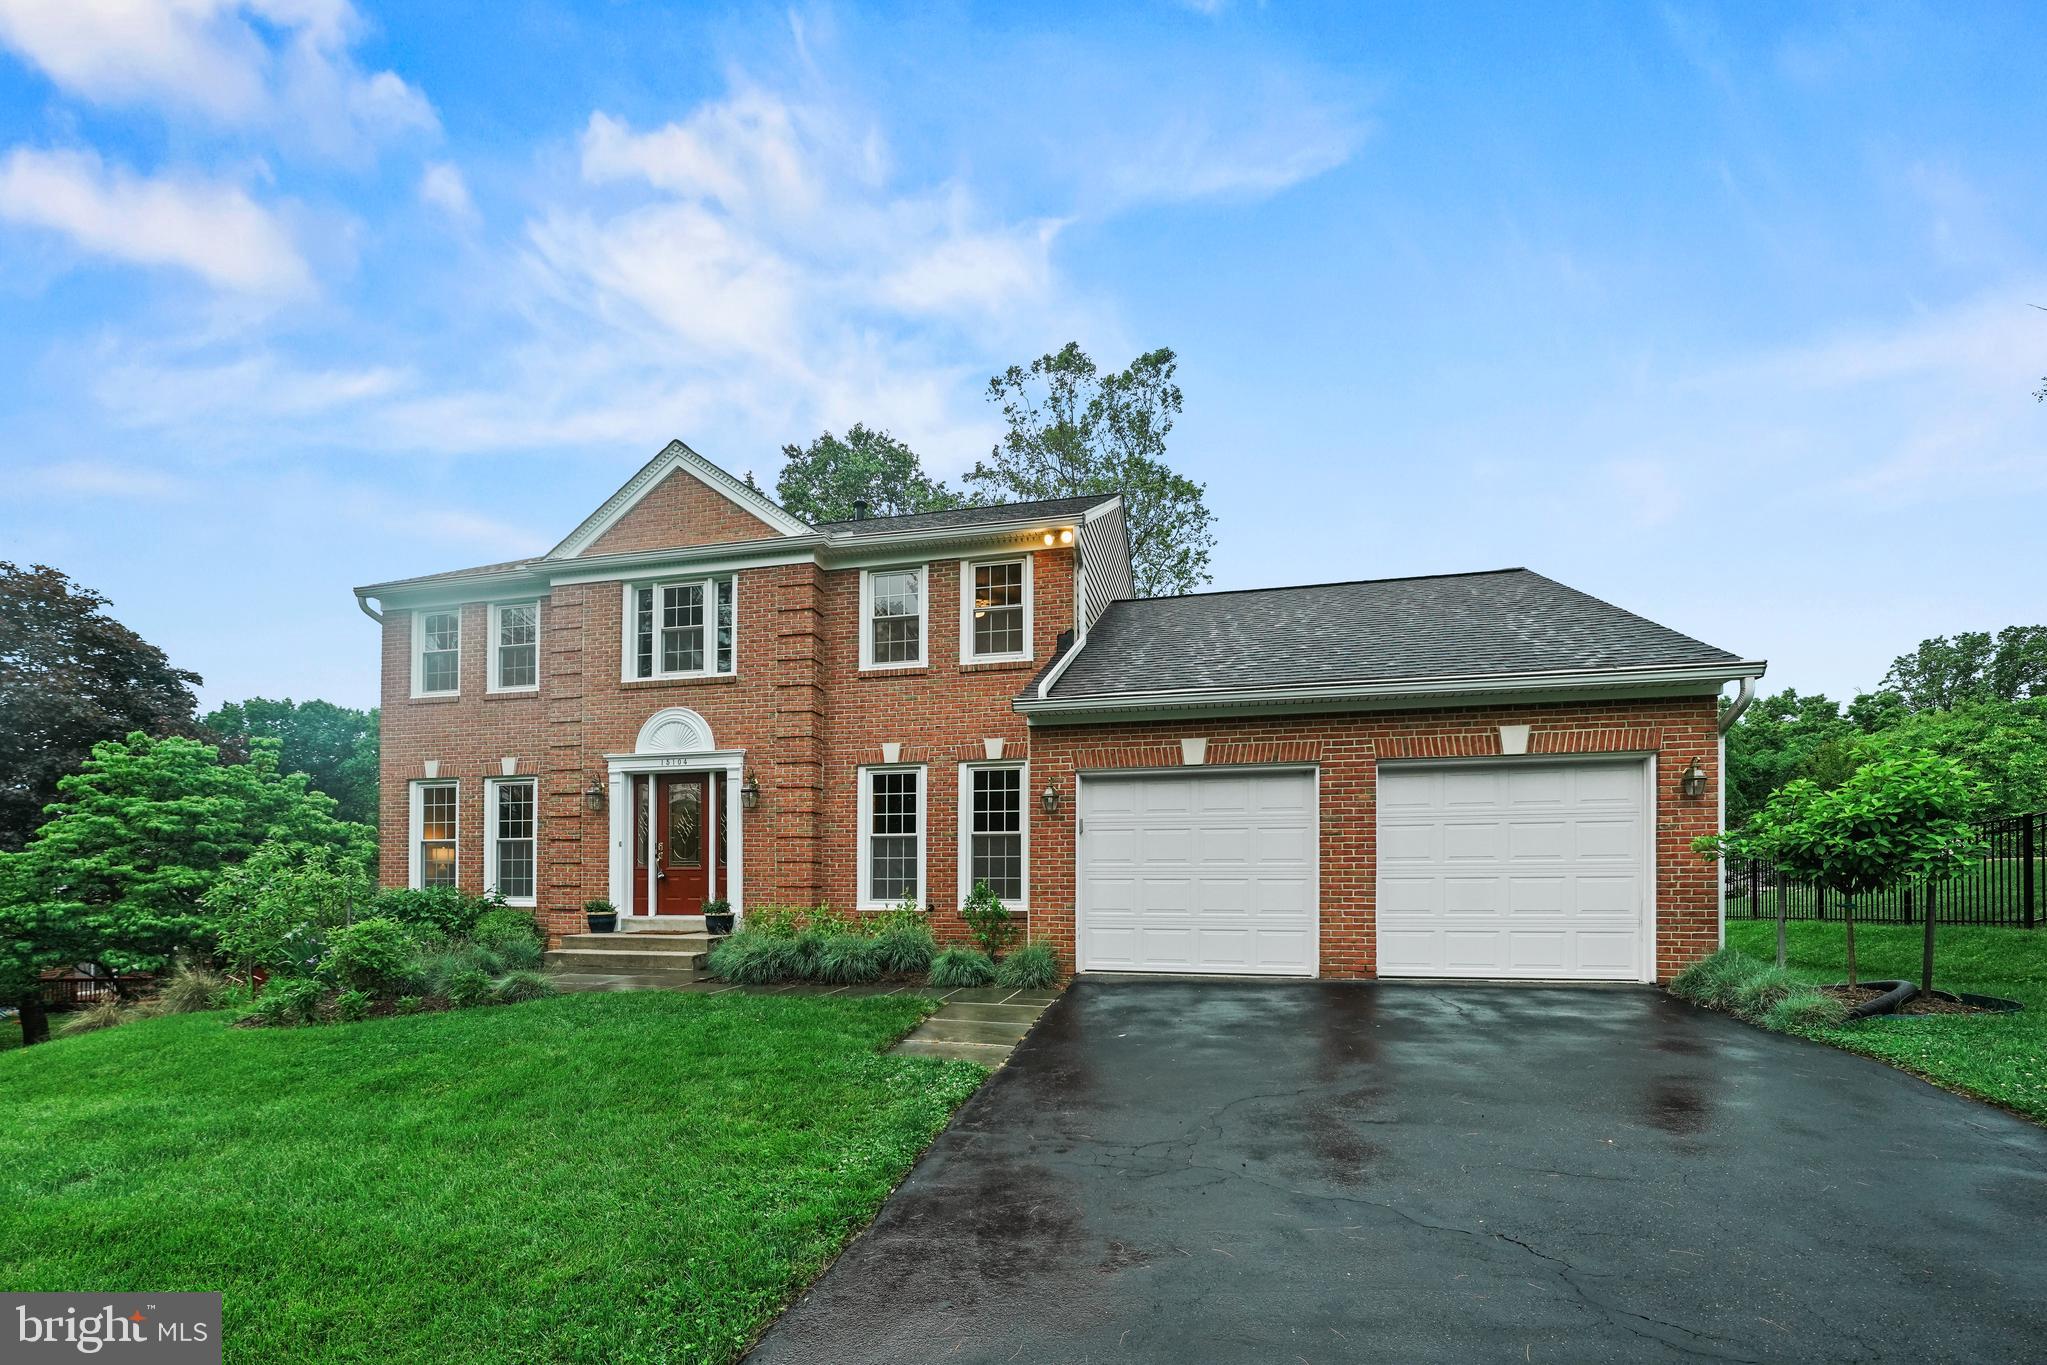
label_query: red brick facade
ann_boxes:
[1024,697,1721,981]
[373,464,1727,981]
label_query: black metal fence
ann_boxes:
[1725,810,2042,928]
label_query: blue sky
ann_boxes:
[2,1,2042,713]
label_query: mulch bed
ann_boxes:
[1819,984,1890,1008]
[1895,992,2000,1017]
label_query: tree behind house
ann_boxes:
[205,697,381,827]
[965,342,1217,597]
[775,425,964,524]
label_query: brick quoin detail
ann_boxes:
[1027,697,1722,983]
[379,546,1076,948]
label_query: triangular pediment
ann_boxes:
[549,440,813,559]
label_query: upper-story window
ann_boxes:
[413,610,461,697]
[490,602,540,692]
[962,556,1032,663]
[861,566,925,670]
[626,577,736,680]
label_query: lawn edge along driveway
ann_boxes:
[1724,920,2047,1123]
[0,991,987,1365]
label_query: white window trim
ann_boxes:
[857,764,927,909]
[487,601,542,694]
[408,779,460,890]
[411,608,462,698]
[958,761,1028,910]
[859,564,928,671]
[959,554,1033,664]
[620,576,739,682]
[483,776,539,906]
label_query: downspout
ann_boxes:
[1713,676,1754,950]
[355,591,385,625]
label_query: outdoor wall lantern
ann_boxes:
[1679,758,1708,800]
[1041,780,1062,816]
[741,771,761,810]
[583,777,607,813]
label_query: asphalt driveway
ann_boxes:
[751,980,2047,1364]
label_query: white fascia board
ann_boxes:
[820,520,1082,568]
[1081,494,1125,523]
[1015,661,1770,725]
[548,439,814,558]
[546,536,825,586]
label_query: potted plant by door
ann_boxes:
[702,899,734,936]
[584,898,619,934]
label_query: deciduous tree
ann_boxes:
[775,425,963,524]
[205,697,380,827]
[966,343,1216,597]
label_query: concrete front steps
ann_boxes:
[545,928,723,992]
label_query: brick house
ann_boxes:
[356,439,1764,982]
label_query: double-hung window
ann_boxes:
[415,610,461,696]
[486,778,537,904]
[490,602,540,692]
[963,765,1026,904]
[859,767,925,906]
[626,577,736,679]
[861,566,925,669]
[411,780,459,888]
[962,556,1031,662]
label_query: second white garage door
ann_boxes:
[1376,758,1653,981]
[1078,769,1319,976]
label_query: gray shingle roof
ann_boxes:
[1028,568,1751,701]
[819,493,1114,535]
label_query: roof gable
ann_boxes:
[549,440,812,558]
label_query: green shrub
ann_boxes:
[323,918,416,994]
[492,971,556,1004]
[864,898,930,937]
[994,941,1059,990]
[370,886,503,940]
[928,947,996,988]
[331,988,374,1022]
[58,996,131,1036]
[205,843,374,978]
[1765,989,1849,1032]
[394,995,425,1015]
[471,934,543,975]
[959,881,1016,958]
[445,967,493,1009]
[748,905,807,939]
[815,934,884,985]
[474,907,542,949]
[707,932,809,984]
[154,960,227,1014]
[872,923,937,976]
[249,977,324,1027]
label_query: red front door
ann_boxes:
[632,773,715,916]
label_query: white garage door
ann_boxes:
[1078,769,1318,976]
[1377,759,1652,981]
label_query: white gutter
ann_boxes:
[1717,675,1757,734]
[1018,659,1768,719]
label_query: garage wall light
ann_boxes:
[1040,780,1062,816]
[1679,758,1708,800]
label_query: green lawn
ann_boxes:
[0,993,985,1363]
[1724,921,2047,1122]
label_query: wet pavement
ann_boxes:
[749,979,2047,1363]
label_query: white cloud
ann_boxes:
[0,146,309,293]
[418,160,475,225]
[19,459,189,500]
[0,0,435,157]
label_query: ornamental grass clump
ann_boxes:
[872,924,938,976]
[1669,947,1850,1034]
[815,934,885,985]
[927,948,996,988]
[994,941,1059,990]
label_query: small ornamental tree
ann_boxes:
[0,732,374,1042]
[1697,753,1984,993]
[959,880,1017,959]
